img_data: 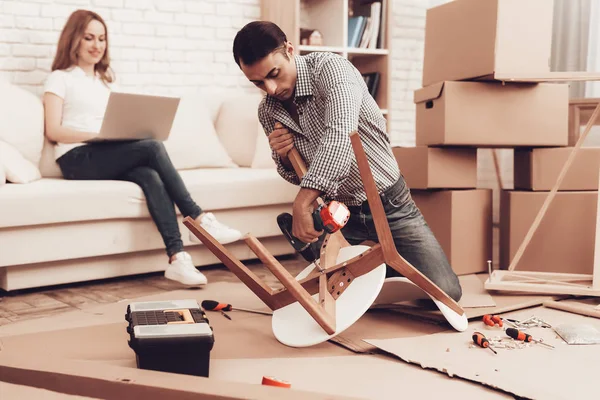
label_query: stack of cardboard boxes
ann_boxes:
[393,0,599,276]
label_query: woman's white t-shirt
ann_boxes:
[43,66,117,160]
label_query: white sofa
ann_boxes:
[0,80,299,291]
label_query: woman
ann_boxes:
[43,9,242,286]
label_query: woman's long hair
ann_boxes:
[51,9,114,84]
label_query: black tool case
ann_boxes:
[125,299,214,377]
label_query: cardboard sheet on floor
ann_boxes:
[329,309,449,353]
[330,273,498,353]
[0,282,349,360]
[211,354,513,400]
[365,307,600,400]
[457,274,496,308]
[0,380,98,399]
[0,354,349,400]
[379,274,563,322]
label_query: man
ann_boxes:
[232,21,462,301]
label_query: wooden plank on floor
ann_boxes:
[0,301,35,313]
[143,275,195,291]
[76,289,122,304]
[105,284,166,300]
[6,304,73,323]
[0,308,17,320]
[45,289,101,309]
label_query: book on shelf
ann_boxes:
[348,1,383,49]
[348,16,367,48]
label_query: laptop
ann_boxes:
[89,92,180,142]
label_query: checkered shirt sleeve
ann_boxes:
[257,52,400,206]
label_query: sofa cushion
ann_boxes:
[0,140,42,183]
[164,92,238,170]
[215,93,264,167]
[0,81,44,166]
[0,168,298,228]
[252,122,276,169]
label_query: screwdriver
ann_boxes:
[505,327,555,349]
[472,331,497,354]
[201,300,273,316]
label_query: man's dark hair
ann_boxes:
[233,21,288,67]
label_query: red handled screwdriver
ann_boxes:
[472,331,498,354]
[506,328,555,349]
[201,300,272,317]
[201,300,232,320]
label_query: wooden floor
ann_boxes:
[0,255,308,327]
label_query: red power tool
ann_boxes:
[277,200,350,262]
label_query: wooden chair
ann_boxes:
[184,131,467,347]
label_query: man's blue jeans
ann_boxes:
[341,177,463,302]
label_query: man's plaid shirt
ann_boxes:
[258,52,401,207]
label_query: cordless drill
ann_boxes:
[277,201,350,262]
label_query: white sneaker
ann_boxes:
[190,212,243,245]
[164,251,207,286]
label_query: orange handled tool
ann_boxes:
[201,299,273,317]
[483,314,503,328]
[472,331,497,354]
[506,328,555,349]
[202,300,232,312]
[262,376,291,388]
[506,327,531,342]
[201,300,232,320]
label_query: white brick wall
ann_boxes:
[390,0,429,145]
[0,0,434,144]
[0,0,262,100]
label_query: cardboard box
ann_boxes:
[414,81,569,147]
[514,147,600,191]
[392,146,477,189]
[500,191,598,273]
[422,0,553,86]
[411,189,493,275]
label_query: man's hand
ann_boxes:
[270,122,294,159]
[292,188,323,243]
[292,203,323,243]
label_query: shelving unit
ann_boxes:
[260,0,392,130]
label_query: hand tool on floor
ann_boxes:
[506,327,555,349]
[483,314,503,328]
[472,331,498,354]
[482,314,527,329]
[277,200,350,262]
[201,299,273,317]
[262,376,292,388]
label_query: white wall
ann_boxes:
[0,0,433,145]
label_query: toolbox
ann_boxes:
[125,299,215,377]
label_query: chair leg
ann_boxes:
[349,132,465,316]
[244,235,336,335]
[183,217,278,309]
